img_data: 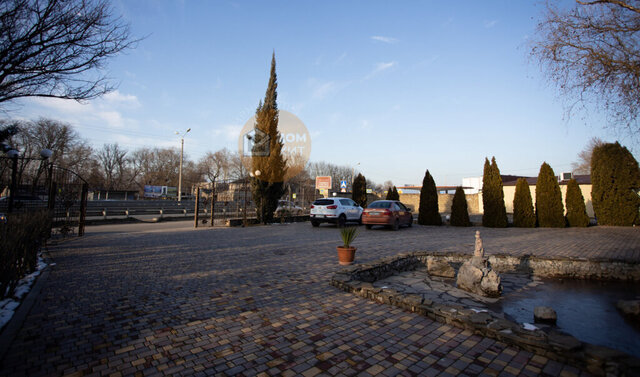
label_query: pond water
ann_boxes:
[496,278,640,358]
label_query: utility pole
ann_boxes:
[176,128,191,202]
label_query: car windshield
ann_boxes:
[313,199,334,205]
[368,202,391,209]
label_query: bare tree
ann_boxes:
[531,1,640,137]
[130,147,181,189]
[572,137,605,174]
[0,0,137,106]
[1,118,94,190]
[306,161,353,191]
[96,143,128,190]
[198,148,232,184]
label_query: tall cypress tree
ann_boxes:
[450,186,471,226]
[418,170,441,225]
[535,162,565,227]
[352,173,367,208]
[251,53,287,224]
[591,142,640,225]
[513,178,536,227]
[565,178,590,227]
[482,157,508,227]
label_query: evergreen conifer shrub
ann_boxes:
[482,157,508,227]
[591,142,640,226]
[352,173,367,208]
[450,186,471,226]
[535,162,565,227]
[513,178,536,227]
[565,178,590,227]
[418,170,442,225]
[386,186,400,200]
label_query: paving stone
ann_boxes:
[2,222,634,376]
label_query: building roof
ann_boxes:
[502,174,591,186]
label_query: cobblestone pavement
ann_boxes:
[2,222,639,376]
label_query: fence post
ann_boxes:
[214,188,216,226]
[7,155,18,213]
[194,187,200,228]
[78,183,88,236]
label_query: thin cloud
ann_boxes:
[483,20,498,28]
[365,61,397,80]
[213,124,242,141]
[312,81,336,100]
[103,90,141,108]
[371,35,398,44]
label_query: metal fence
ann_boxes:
[0,157,88,236]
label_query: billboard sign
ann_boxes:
[144,185,177,199]
[315,176,332,190]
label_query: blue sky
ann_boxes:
[8,0,631,186]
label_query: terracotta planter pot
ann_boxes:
[337,246,356,265]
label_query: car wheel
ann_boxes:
[337,214,346,228]
[365,224,372,230]
[408,218,413,227]
[391,218,399,231]
[311,220,320,227]
[358,214,363,225]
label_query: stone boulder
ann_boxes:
[534,306,557,324]
[617,300,640,320]
[427,257,455,278]
[456,256,502,297]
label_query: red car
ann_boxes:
[362,200,413,230]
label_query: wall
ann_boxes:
[400,184,593,217]
[399,193,482,214]
[503,183,594,217]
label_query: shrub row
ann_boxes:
[0,210,51,300]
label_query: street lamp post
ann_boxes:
[243,170,261,226]
[175,128,191,202]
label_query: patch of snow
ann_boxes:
[522,323,538,331]
[471,308,488,313]
[0,253,47,332]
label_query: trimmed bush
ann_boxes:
[450,186,471,226]
[591,142,640,226]
[352,173,367,208]
[565,178,590,227]
[0,210,50,300]
[536,162,565,227]
[418,170,442,225]
[513,178,536,227]
[482,157,508,227]
[386,186,400,200]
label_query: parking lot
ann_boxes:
[2,221,639,376]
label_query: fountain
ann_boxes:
[456,231,502,297]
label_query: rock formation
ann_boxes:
[534,306,557,324]
[456,231,502,297]
[426,256,455,278]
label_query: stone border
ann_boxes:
[331,252,640,376]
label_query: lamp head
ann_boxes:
[40,148,53,159]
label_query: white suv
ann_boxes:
[310,197,363,227]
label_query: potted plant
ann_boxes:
[337,226,359,265]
